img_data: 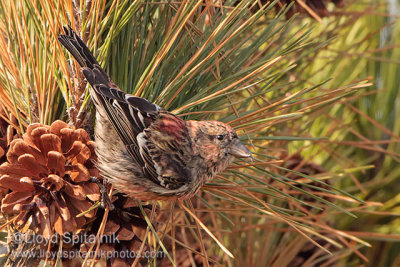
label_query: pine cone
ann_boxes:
[159,243,203,267]
[79,194,157,267]
[4,229,42,267]
[0,120,100,239]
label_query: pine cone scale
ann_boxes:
[0,175,34,191]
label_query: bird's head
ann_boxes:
[187,120,253,170]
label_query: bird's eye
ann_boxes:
[216,135,224,140]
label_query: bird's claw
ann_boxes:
[90,176,115,211]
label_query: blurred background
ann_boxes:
[0,0,400,266]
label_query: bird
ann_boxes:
[58,26,253,201]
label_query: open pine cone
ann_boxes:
[0,120,100,239]
[79,194,156,267]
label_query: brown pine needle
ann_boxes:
[295,0,323,22]
[179,200,235,258]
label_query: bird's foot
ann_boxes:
[90,177,115,211]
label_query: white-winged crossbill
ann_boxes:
[58,26,252,201]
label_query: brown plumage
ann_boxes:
[58,26,252,201]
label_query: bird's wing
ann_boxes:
[90,83,163,184]
[58,26,192,189]
[143,112,193,190]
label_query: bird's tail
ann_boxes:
[57,26,99,69]
[58,26,114,88]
